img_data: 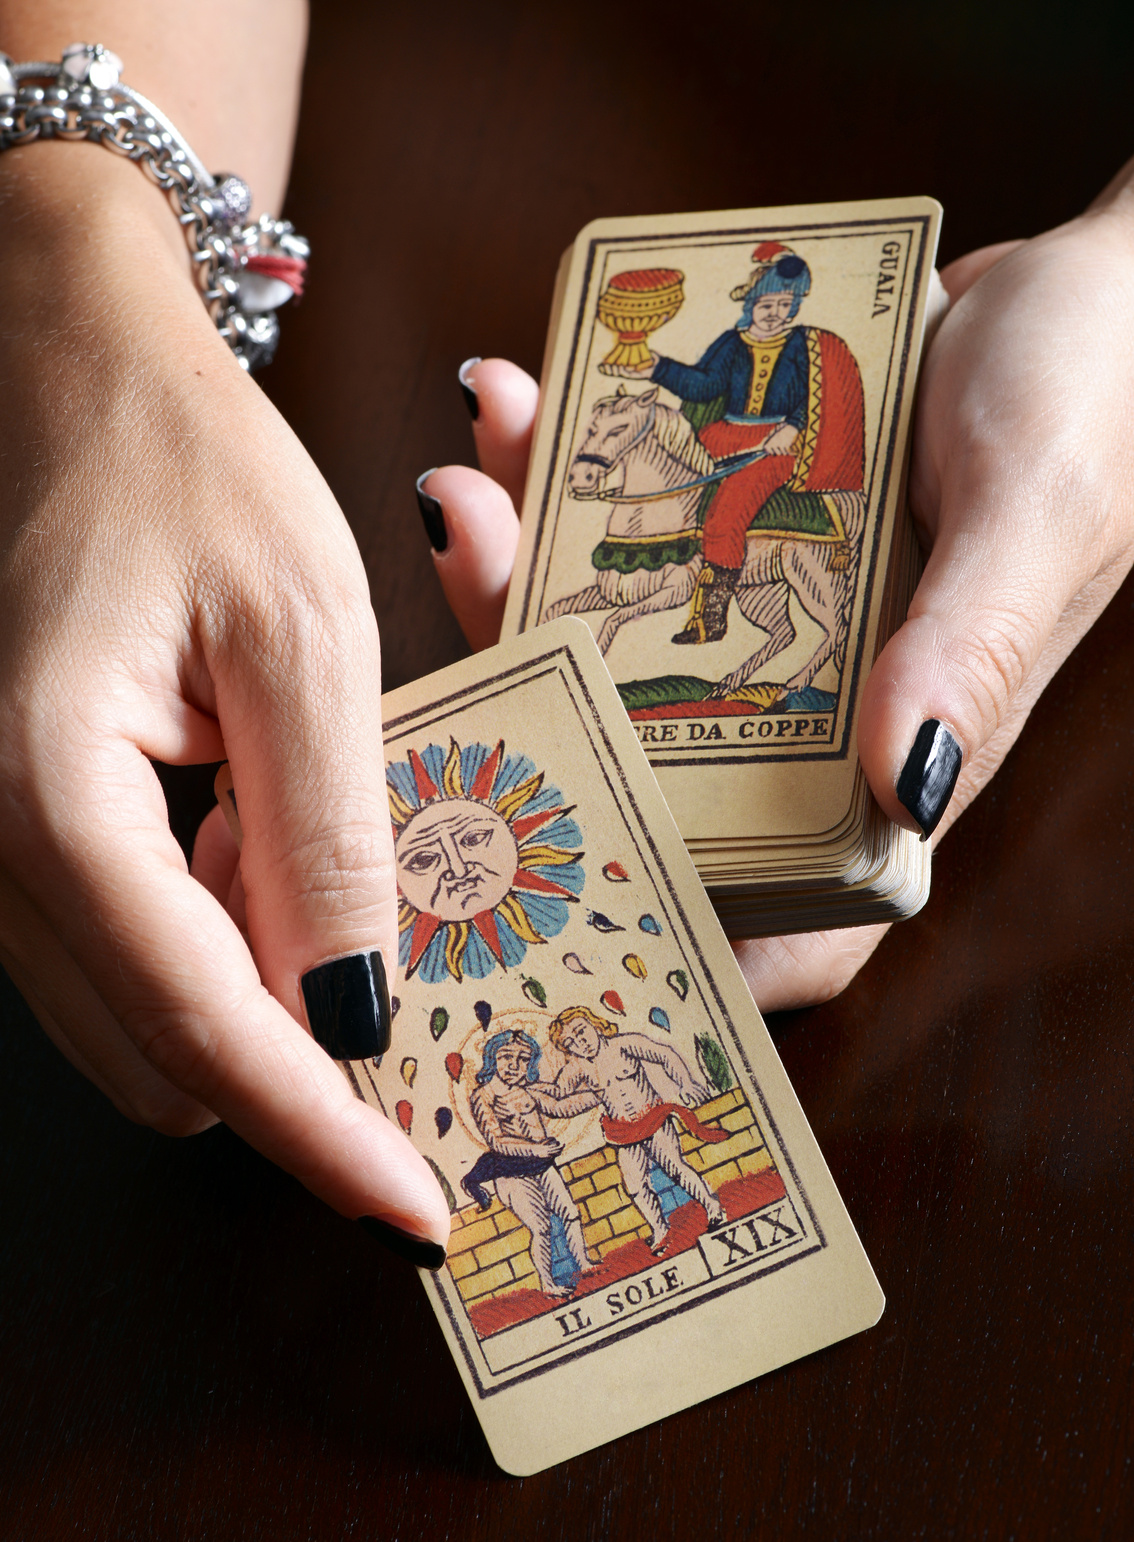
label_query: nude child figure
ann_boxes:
[467,1029,599,1298]
[541,1007,727,1251]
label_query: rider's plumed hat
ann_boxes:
[730,241,812,306]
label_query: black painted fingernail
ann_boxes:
[896,719,962,840]
[415,469,447,552]
[358,1215,447,1271]
[458,356,481,420]
[301,951,391,1059]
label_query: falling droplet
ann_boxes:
[445,1052,464,1082]
[390,995,401,1018]
[474,1000,492,1029]
[600,989,626,1017]
[666,968,689,1001]
[400,1056,417,1088]
[602,861,630,883]
[649,1007,671,1032]
[622,953,648,981]
[696,1033,733,1094]
[562,952,593,975]
[395,1100,413,1134]
[587,909,625,934]
[638,914,662,935]
[430,1006,450,1041]
[435,1107,453,1139]
[521,975,547,1008]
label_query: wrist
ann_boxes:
[0,142,231,362]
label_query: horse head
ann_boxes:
[567,384,659,499]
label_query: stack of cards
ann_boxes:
[357,620,881,1473]
[502,199,945,935]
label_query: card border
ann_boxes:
[381,642,829,1398]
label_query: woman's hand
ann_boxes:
[420,166,1134,1012]
[0,148,449,1258]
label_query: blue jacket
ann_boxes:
[652,326,809,429]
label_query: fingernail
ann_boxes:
[415,469,447,552]
[301,951,392,1059]
[458,356,481,420]
[213,762,243,848]
[358,1215,447,1271]
[896,719,962,840]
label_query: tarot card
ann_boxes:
[502,200,941,855]
[350,619,881,1473]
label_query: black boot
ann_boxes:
[672,563,741,644]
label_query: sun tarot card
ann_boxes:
[349,619,882,1473]
[502,199,941,848]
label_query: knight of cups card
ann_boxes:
[502,199,942,854]
[353,620,883,1473]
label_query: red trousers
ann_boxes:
[699,420,795,568]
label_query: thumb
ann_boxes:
[210,543,401,1060]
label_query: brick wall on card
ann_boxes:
[446,1087,775,1309]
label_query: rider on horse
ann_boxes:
[641,244,866,644]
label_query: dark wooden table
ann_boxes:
[3,3,1133,1536]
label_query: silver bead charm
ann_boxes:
[60,43,122,90]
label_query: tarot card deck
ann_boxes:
[501,199,945,935]
[357,619,882,1473]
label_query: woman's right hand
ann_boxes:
[0,147,449,1258]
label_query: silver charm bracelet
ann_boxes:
[0,42,308,371]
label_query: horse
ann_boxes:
[542,385,866,698]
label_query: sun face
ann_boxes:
[387,739,584,984]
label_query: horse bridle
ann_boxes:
[568,402,658,499]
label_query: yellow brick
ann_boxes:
[593,1163,624,1194]
[475,1229,532,1270]
[679,1130,699,1154]
[568,1175,596,1201]
[447,1215,500,1254]
[583,1217,612,1246]
[460,1259,515,1298]
[703,1159,741,1189]
[699,1130,762,1168]
[737,1148,774,1178]
[609,1203,647,1237]
[447,1249,479,1281]
[569,1148,612,1179]
[720,1106,756,1134]
[586,1186,626,1220]
[698,1087,743,1121]
[683,1146,710,1173]
[509,1267,540,1293]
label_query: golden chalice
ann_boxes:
[597,267,684,373]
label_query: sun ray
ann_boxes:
[470,740,504,801]
[407,910,443,975]
[512,868,577,900]
[518,844,584,868]
[388,782,415,830]
[409,748,439,804]
[472,909,506,965]
[494,771,544,823]
[496,892,545,946]
[511,804,570,843]
[442,738,465,799]
[444,920,470,982]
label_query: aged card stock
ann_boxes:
[350,621,882,1472]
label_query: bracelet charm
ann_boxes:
[0,42,308,371]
